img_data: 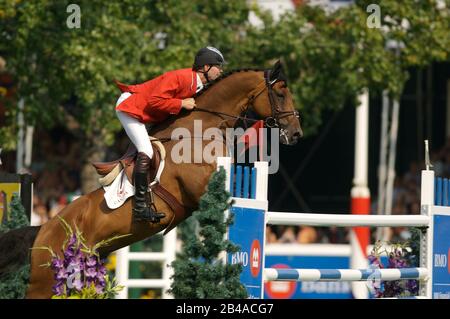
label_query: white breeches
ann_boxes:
[116,93,153,159]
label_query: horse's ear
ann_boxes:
[269,60,287,85]
[273,60,282,72]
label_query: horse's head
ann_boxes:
[249,61,303,145]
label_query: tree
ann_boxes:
[1,0,449,189]
[0,0,251,192]
[0,196,30,299]
[169,168,247,299]
[241,0,450,134]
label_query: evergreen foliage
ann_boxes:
[169,168,247,299]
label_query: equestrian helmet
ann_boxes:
[193,46,227,69]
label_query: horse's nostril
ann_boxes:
[294,131,303,139]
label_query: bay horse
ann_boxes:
[0,61,303,298]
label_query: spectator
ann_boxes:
[266,225,278,244]
[278,226,297,243]
[30,194,49,226]
[48,195,68,218]
[296,226,318,243]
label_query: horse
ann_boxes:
[0,61,303,298]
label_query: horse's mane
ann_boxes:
[194,68,264,98]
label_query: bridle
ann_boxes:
[148,70,301,144]
[193,69,300,131]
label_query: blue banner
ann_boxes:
[227,206,265,299]
[432,214,450,299]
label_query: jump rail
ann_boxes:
[220,157,450,299]
[264,268,429,282]
[266,212,430,227]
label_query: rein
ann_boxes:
[151,70,300,143]
[192,70,300,129]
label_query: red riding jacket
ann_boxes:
[115,68,198,123]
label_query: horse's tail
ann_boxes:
[0,226,41,278]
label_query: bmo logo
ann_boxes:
[230,251,249,266]
[434,248,449,273]
[250,240,261,277]
[230,239,261,277]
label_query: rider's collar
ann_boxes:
[196,73,204,93]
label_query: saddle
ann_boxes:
[92,140,187,234]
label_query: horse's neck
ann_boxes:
[200,72,262,116]
[197,90,246,118]
[151,72,262,140]
[181,73,261,128]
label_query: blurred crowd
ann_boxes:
[29,129,82,226]
[266,138,450,245]
[27,128,129,226]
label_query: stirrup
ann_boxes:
[147,191,166,223]
[133,189,165,223]
[149,205,166,223]
[133,207,165,223]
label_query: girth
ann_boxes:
[92,143,187,235]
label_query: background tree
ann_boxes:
[0,196,30,299]
[0,0,250,192]
[1,0,450,189]
[169,168,247,299]
[241,0,450,134]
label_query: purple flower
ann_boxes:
[406,280,419,294]
[86,277,95,286]
[368,254,383,269]
[67,259,83,273]
[368,255,377,263]
[66,234,77,249]
[85,267,98,278]
[95,284,105,294]
[64,241,81,259]
[96,275,106,286]
[64,249,76,259]
[52,282,65,296]
[97,265,107,276]
[384,281,403,297]
[86,256,98,267]
[51,257,64,270]
[55,268,68,281]
[71,277,84,291]
[374,284,384,298]
[49,226,121,298]
[73,250,85,261]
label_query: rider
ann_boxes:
[115,46,226,223]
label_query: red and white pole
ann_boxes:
[350,89,370,299]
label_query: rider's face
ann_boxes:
[205,65,223,81]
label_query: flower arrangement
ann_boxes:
[34,217,128,299]
[368,241,419,298]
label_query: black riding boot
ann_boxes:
[133,152,165,223]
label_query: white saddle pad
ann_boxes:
[102,158,165,210]
[103,169,135,209]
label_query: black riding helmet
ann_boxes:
[193,46,227,70]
